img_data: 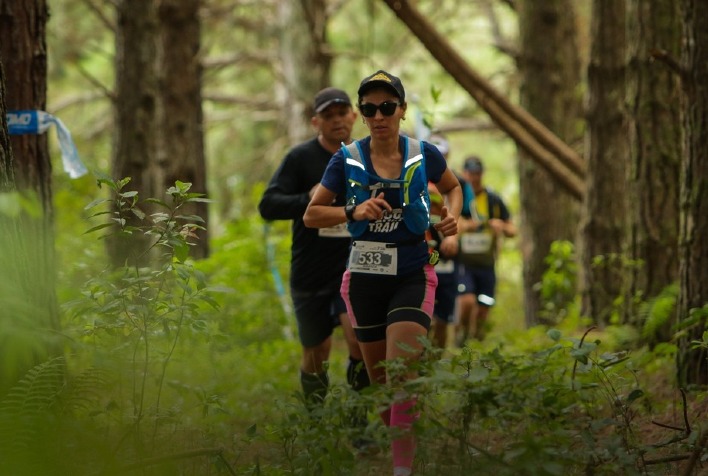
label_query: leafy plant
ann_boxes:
[64,177,224,461]
[535,240,578,325]
[639,283,679,344]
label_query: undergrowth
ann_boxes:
[0,184,705,475]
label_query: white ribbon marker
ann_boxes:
[7,110,88,178]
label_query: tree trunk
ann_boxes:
[625,0,682,337]
[0,0,52,208]
[0,0,61,392]
[676,0,708,386]
[110,0,159,267]
[517,0,584,326]
[579,0,631,326]
[277,0,331,144]
[156,0,208,258]
[0,59,11,189]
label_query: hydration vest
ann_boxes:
[342,137,430,238]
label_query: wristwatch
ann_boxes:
[344,203,357,222]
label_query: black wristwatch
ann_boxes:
[344,203,357,222]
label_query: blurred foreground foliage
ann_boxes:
[0,184,705,476]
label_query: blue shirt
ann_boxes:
[320,136,447,275]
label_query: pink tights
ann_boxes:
[385,397,418,475]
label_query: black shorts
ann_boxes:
[434,266,458,323]
[340,265,437,343]
[291,288,347,347]
[457,264,497,307]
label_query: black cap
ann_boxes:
[313,87,352,113]
[464,156,484,173]
[357,70,405,102]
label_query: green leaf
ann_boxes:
[84,197,109,210]
[174,242,190,263]
[626,389,644,403]
[83,223,115,235]
[547,329,562,341]
[466,366,489,382]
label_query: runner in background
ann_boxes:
[455,155,516,344]
[258,88,369,406]
[426,134,465,350]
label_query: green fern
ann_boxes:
[0,357,64,472]
[639,283,679,341]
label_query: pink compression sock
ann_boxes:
[390,398,418,473]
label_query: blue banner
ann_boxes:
[7,110,88,179]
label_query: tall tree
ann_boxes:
[0,59,11,189]
[625,0,682,337]
[277,0,332,144]
[110,0,159,267]
[0,0,52,208]
[579,0,631,326]
[676,0,708,386]
[516,0,584,326]
[0,0,61,392]
[110,0,209,265]
[156,0,208,258]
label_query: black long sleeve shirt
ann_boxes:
[258,137,350,293]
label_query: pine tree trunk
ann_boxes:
[277,0,331,144]
[676,0,708,386]
[579,0,631,326]
[517,0,583,326]
[0,0,61,392]
[0,58,11,189]
[625,0,682,337]
[110,0,159,267]
[156,0,208,258]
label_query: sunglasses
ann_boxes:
[358,101,400,118]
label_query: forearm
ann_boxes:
[258,190,310,220]
[303,204,347,228]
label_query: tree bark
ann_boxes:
[676,0,708,386]
[110,0,159,267]
[0,0,61,392]
[625,0,682,336]
[517,0,584,326]
[0,58,11,189]
[579,0,631,326]
[380,0,586,201]
[277,0,332,144]
[156,0,208,258]
[0,0,52,208]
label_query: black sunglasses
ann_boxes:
[358,101,400,118]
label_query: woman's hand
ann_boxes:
[433,206,458,237]
[353,192,391,221]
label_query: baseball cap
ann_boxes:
[464,156,484,173]
[357,70,406,102]
[429,134,449,156]
[313,87,352,113]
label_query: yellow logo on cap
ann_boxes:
[369,72,392,83]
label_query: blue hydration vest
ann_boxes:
[342,137,431,238]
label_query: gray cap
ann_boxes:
[464,156,484,173]
[313,87,352,113]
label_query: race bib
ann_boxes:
[435,258,455,274]
[348,241,397,275]
[318,223,351,238]
[460,232,493,254]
